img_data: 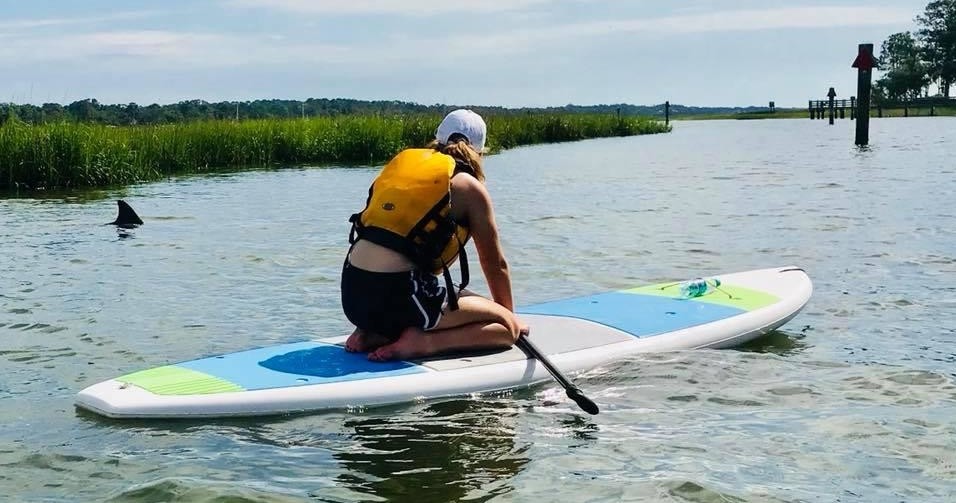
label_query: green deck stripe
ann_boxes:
[118,365,244,395]
[624,282,779,311]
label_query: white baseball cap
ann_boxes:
[435,109,487,153]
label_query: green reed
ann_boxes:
[0,113,668,190]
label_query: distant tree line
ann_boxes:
[0,98,439,126]
[0,96,770,127]
[876,0,956,101]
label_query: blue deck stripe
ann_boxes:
[176,292,747,390]
[519,292,745,338]
[178,341,426,391]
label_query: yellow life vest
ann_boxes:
[348,148,472,308]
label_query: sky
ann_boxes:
[0,0,929,108]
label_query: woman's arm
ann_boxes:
[453,176,515,311]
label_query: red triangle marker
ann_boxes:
[852,51,876,71]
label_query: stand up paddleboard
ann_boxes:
[76,266,812,418]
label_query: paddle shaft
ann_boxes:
[516,334,599,415]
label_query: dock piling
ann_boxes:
[828,87,837,125]
[852,43,876,146]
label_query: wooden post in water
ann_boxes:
[809,100,814,119]
[852,43,876,146]
[828,87,837,125]
[665,101,670,126]
[850,97,856,119]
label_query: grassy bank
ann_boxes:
[678,109,807,120]
[0,113,668,191]
[680,106,956,120]
[868,106,956,117]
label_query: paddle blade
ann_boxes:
[567,387,600,415]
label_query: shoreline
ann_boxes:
[678,106,956,121]
[0,113,669,192]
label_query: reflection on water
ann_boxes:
[329,400,530,503]
[735,329,810,356]
[2,118,956,501]
[73,398,532,503]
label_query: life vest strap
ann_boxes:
[351,224,422,264]
[441,236,470,311]
[442,267,459,311]
[456,235,469,292]
[348,212,360,244]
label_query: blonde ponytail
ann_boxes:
[426,138,485,182]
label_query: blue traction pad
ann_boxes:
[178,341,426,391]
[177,293,745,391]
[519,292,746,338]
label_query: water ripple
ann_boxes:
[3,118,956,501]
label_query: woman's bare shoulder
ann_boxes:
[451,174,492,214]
[451,173,489,198]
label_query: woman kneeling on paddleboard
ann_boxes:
[342,109,526,361]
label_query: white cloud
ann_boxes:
[492,6,911,43]
[220,1,912,33]
[0,11,159,31]
[368,6,915,60]
[0,6,914,73]
[223,0,558,15]
[615,6,913,34]
[0,31,220,63]
[0,30,357,68]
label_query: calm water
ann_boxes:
[2,118,955,502]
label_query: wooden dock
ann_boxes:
[809,95,955,120]
[808,98,856,120]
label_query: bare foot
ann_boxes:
[368,327,432,362]
[344,328,365,352]
[344,328,392,353]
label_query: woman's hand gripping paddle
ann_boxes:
[515,333,599,415]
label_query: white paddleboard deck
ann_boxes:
[76,266,812,418]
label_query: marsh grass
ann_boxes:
[680,106,956,120]
[0,113,668,191]
[870,105,956,117]
[678,109,808,120]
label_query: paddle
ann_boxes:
[516,333,599,415]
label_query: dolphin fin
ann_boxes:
[111,200,144,228]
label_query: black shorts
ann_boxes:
[341,260,447,341]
